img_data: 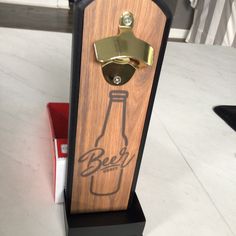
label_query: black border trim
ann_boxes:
[66,0,172,213]
[66,0,94,212]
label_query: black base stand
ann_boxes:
[64,192,146,236]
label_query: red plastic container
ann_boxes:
[47,103,69,203]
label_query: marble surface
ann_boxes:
[0,27,236,236]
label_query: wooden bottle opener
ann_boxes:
[66,0,172,216]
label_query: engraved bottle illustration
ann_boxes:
[91,90,129,196]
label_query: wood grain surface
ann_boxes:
[71,0,167,213]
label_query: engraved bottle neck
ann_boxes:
[95,90,128,147]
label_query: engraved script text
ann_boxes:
[78,147,135,177]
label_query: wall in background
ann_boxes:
[0,0,193,39]
[0,0,68,8]
[172,0,193,29]
[165,0,194,39]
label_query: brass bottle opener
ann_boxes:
[94,12,154,85]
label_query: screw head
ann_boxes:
[122,12,133,27]
[113,75,122,85]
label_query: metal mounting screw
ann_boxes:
[121,12,134,27]
[113,75,122,85]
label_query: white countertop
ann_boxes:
[0,27,236,236]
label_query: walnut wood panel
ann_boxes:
[71,0,167,213]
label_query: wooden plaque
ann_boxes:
[66,0,171,214]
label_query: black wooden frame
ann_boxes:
[66,0,172,213]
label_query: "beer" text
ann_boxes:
[78,147,135,177]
